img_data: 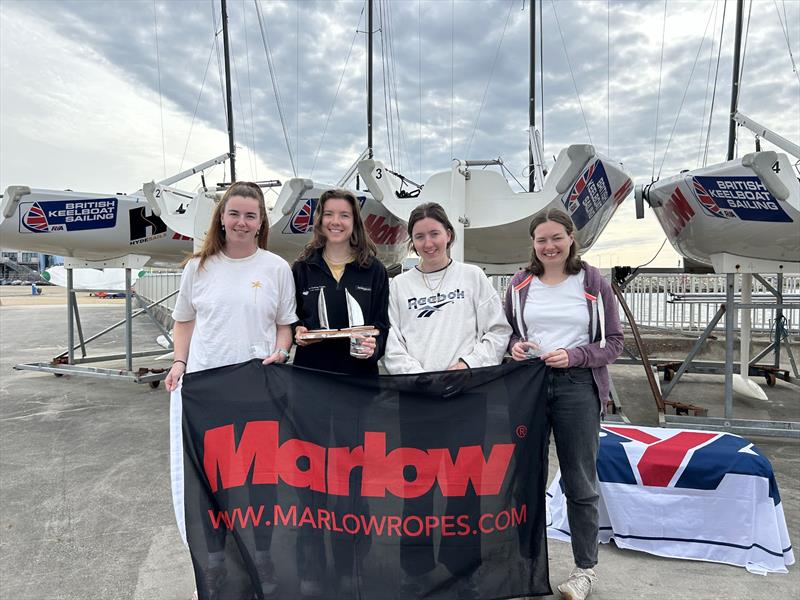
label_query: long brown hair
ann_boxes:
[526,209,582,276]
[296,189,377,267]
[406,202,456,254]
[191,181,269,270]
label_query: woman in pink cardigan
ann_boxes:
[504,209,623,600]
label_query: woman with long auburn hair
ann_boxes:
[165,181,297,600]
[504,208,623,600]
[292,188,389,373]
[290,188,389,597]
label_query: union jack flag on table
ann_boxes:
[546,424,795,574]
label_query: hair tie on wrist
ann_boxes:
[174,359,187,367]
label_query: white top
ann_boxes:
[172,249,297,373]
[523,271,590,354]
[384,261,512,374]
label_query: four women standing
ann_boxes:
[169,185,620,600]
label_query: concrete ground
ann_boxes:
[0,292,797,599]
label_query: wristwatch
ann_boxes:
[277,348,290,361]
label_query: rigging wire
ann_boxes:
[703,0,727,167]
[378,0,395,168]
[254,0,296,176]
[153,0,167,178]
[651,0,668,181]
[539,0,544,155]
[632,237,669,274]
[773,0,800,85]
[310,4,364,176]
[242,0,258,180]
[656,3,719,179]
[550,0,593,147]
[450,0,454,160]
[179,38,217,172]
[226,12,256,181]
[739,0,753,92]
[464,0,515,159]
[386,0,412,173]
[418,0,422,182]
[296,2,300,174]
[696,0,719,168]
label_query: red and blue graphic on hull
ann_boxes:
[19,199,118,233]
[562,160,612,230]
[691,176,792,223]
[283,196,369,234]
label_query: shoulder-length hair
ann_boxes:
[406,202,456,253]
[296,188,377,267]
[189,181,269,270]
[526,209,583,276]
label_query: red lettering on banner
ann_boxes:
[278,439,326,492]
[204,421,279,493]
[604,426,717,487]
[662,187,695,236]
[433,444,516,497]
[203,420,515,498]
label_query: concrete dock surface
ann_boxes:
[0,296,797,599]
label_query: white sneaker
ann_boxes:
[557,567,597,600]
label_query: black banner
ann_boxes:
[176,360,551,599]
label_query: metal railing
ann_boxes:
[621,274,800,334]
[136,271,182,317]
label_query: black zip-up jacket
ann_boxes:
[291,248,389,375]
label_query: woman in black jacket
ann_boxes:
[290,188,389,596]
[292,188,389,375]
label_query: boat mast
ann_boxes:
[367,0,374,159]
[528,0,536,192]
[221,0,236,181]
[726,0,744,161]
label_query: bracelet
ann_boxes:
[277,348,290,360]
[173,359,187,367]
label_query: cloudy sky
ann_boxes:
[1,0,798,267]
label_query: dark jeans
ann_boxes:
[295,398,372,581]
[399,393,485,578]
[547,367,600,569]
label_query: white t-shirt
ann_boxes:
[172,249,297,373]
[384,261,511,373]
[523,271,590,354]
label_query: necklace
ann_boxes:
[323,250,351,264]
[419,259,451,293]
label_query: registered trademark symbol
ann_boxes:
[516,425,528,439]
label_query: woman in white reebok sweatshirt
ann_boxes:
[384,203,511,374]
[384,202,511,599]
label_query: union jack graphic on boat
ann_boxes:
[22,203,49,232]
[692,178,736,219]
[285,199,316,234]
[565,162,597,214]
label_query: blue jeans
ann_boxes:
[547,367,600,569]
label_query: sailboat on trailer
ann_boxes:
[635,0,800,273]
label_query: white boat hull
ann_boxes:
[0,187,192,268]
[644,151,800,268]
[360,145,633,267]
